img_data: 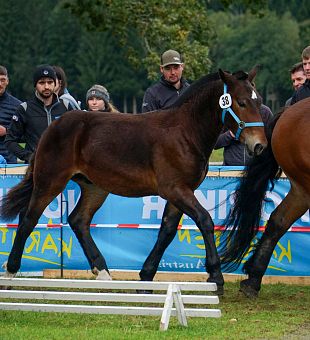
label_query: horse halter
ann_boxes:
[220,83,264,140]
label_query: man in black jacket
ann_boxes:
[141,49,190,112]
[0,65,21,163]
[5,64,73,163]
[291,45,310,104]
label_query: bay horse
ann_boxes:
[0,67,267,294]
[220,98,310,297]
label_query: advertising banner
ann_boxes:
[0,166,309,276]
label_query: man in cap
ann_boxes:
[5,64,73,163]
[0,65,21,163]
[141,49,190,113]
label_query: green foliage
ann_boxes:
[75,30,148,109]
[63,0,213,81]
[208,0,268,15]
[209,10,301,105]
[0,0,308,110]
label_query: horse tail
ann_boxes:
[0,153,35,221]
[220,112,283,272]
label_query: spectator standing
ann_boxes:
[141,49,190,112]
[291,45,310,104]
[86,84,118,112]
[5,64,73,163]
[53,65,81,110]
[214,105,273,166]
[0,66,21,163]
[285,62,306,106]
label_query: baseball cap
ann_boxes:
[160,50,183,67]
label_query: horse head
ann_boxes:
[218,66,267,156]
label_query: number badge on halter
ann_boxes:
[219,92,232,109]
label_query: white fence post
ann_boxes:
[0,278,221,330]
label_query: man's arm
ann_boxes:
[141,88,159,113]
[5,107,31,162]
[214,130,234,149]
[290,91,298,105]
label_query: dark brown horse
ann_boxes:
[220,97,310,297]
[1,68,267,293]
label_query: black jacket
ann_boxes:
[141,76,190,113]
[0,91,21,163]
[5,93,72,162]
[291,79,310,105]
[214,105,273,166]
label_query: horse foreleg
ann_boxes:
[240,189,308,298]
[197,214,224,294]
[178,192,223,293]
[68,182,111,280]
[140,202,182,282]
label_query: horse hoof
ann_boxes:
[2,261,8,270]
[216,285,224,296]
[1,262,16,289]
[239,280,259,298]
[93,268,112,281]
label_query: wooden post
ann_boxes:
[172,284,187,327]
[160,284,174,331]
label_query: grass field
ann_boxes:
[0,282,309,339]
[210,149,224,163]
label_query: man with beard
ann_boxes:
[5,65,73,163]
[141,49,190,113]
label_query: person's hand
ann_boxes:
[229,130,235,138]
[0,125,6,136]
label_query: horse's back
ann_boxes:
[35,109,187,197]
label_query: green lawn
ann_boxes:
[0,282,309,339]
[210,148,223,163]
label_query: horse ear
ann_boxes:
[248,65,260,83]
[218,69,232,84]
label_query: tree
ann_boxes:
[63,0,212,81]
[0,0,58,99]
[208,10,301,108]
[207,0,268,15]
[75,30,148,111]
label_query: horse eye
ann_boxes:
[237,100,246,107]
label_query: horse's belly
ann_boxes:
[85,166,158,197]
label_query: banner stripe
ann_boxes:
[1,223,310,232]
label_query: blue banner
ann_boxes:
[0,166,309,276]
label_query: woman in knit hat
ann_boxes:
[85,84,118,112]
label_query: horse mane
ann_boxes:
[171,72,221,108]
[232,70,248,80]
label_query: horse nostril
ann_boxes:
[254,143,265,156]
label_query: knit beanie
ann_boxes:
[86,85,110,104]
[33,65,57,87]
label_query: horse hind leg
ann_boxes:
[3,172,71,282]
[68,179,111,280]
[139,201,182,292]
[240,188,308,298]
